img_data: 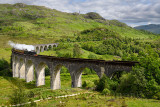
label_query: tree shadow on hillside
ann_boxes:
[2,76,36,89]
[0,58,37,89]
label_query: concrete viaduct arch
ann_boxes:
[34,43,58,54]
[12,50,138,90]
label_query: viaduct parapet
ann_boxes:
[12,46,138,90]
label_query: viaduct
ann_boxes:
[34,43,58,54]
[12,43,138,90]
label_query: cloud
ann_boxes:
[0,0,160,26]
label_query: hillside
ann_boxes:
[0,3,157,40]
[0,3,160,106]
[134,24,160,34]
[0,3,158,61]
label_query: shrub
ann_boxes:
[116,66,147,97]
[102,88,111,95]
[95,75,108,91]
[9,81,28,105]
[145,79,160,99]
[88,53,97,59]
[82,81,95,89]
[61,67,69,73]
[8,78,37,106]
[9,85,37,106]
[47,45,53,50]
[73,44,82,58]
[63,53,72,58]
[116,65,160,99]
[54,43,70,51]
[87,81,95,88]
[83,68,96,75]
[56,51,72,58]
[153,92,160,100]
[82,81,87,88]
[95,75,117,92]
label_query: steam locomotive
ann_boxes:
[12,48,37,56]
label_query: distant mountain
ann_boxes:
[134,24,160,34]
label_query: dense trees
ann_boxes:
[94,48,160,99]
[78,28,160,60]
[73,27,160,99]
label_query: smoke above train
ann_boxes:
[8,41,35,51]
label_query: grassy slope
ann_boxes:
[0,73,99,105]
[0,3,157,61]
[39,46,119,60]
[38,94,160,107]
[107,25,156,39]
[0,75,159,107]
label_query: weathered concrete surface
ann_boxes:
[12,50,138,90]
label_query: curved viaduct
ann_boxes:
[34,43,58,54]
[12,45,138,90]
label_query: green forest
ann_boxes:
[0,3,160,106]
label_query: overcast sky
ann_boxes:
[0,0,160,27]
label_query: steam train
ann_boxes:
[12,48,37,56]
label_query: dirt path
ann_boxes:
[11,91,92,106]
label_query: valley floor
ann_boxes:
[0,74,159,107]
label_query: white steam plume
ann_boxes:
[8,41,35,51]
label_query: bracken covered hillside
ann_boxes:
[0,3,157,39]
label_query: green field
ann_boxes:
[0,74,159,106]
[0,73,99,105]
[38,93,160,107]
